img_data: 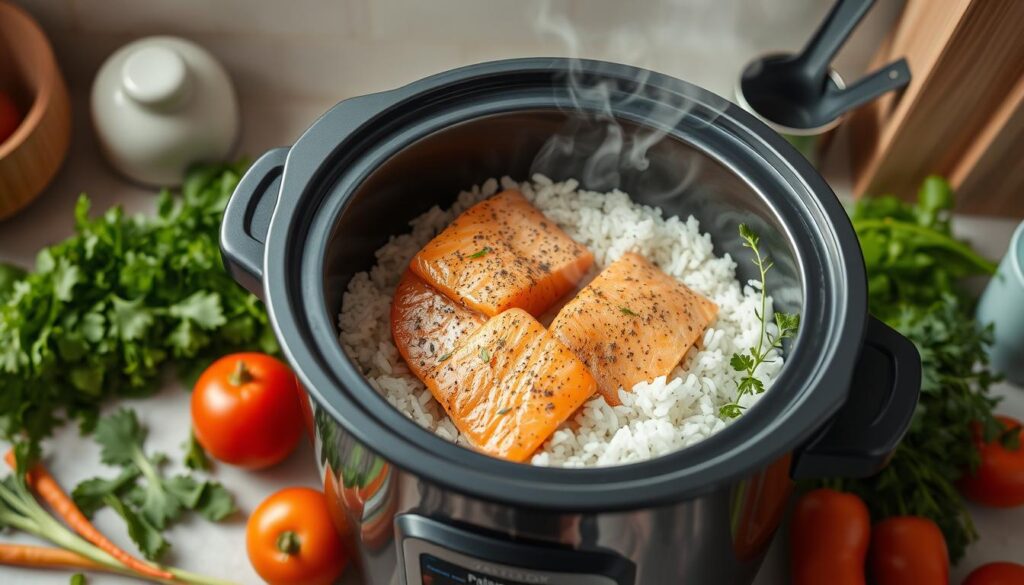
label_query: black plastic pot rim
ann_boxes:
[257,58,867,512]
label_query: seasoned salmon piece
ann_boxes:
[425,308,597,462]
[550,252,718,405]
[391,269,486,383]
[410,190,593,317]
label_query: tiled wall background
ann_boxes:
[20,0,903,104]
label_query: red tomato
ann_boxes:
[790,489,870,585]
[962,416,1024,508]
[246,487,348,585]
[191,353,304,469]
[870,516,948,585]
[0,90,21,144]
[963,562,1024,585]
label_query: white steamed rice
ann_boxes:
[337,175,784,467]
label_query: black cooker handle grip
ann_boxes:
[220,147,288,298]
[791,316,921,479]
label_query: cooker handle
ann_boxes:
[220,147,288,298]
[791,316,921,479]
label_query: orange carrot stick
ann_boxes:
[0,542,107,572]
[4,450,173,580]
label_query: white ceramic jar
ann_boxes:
[91,36,239,187]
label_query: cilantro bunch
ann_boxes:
[0,163,277,443]
[817,176,1001,561]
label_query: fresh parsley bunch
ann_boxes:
[0,163,278,444]
[819,176,1000,561]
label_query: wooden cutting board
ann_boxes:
[835,0,1024,217]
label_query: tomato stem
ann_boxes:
[276,531,300,555]
[228,361,252,386]
[997,421,1022,451]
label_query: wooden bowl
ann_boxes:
[0,0,71,220]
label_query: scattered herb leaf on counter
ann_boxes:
[101,493,169,562]
[0,162,278,446]
[815,176,1000,562]
[183,431,212,471]
[720,224,800,419]
[71,464,141,517]
[72,409,236,560]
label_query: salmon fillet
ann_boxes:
[410,190,594,317]
[550,252,718,405]
[390,269,486,383]
[425,308,597,462]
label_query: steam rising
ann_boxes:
[529,1,731,202]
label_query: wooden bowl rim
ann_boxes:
[0,1,62,159]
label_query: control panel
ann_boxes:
[397,515,635,585]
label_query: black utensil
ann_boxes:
[739,0,911,131]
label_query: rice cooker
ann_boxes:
[220,59,921,585]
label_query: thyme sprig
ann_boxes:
[720,225,799,419]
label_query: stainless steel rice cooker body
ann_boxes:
[220,59,921,585]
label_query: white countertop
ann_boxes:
[1,91,1021,585]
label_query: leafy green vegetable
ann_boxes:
[816,176,999,562]
[73,409,236,560]
[721,224,800,419]
[851,175,997,322]
[0,162,277,445]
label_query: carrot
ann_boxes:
[4,450,173,580]
[0,542,107,572]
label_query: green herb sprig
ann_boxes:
[720,225,799,419]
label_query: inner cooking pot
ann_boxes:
[221,58,920,512]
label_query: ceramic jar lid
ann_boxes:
[91,36,239,187]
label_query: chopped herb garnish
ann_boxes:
[468,246,493,259]
[720,225,799,419]
[437,352,452,363]
[479,347,490,363]
[497,407,512,415]
[619,306,638,316]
